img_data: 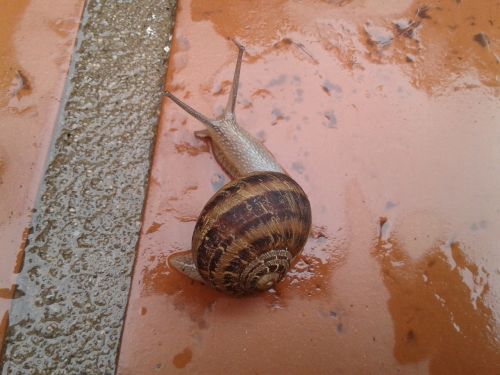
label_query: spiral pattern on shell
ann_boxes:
[192,171,312,296]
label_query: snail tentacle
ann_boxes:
[224,40,244,117]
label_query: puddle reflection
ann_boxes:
[141,223,345,313]
[375,221,500,373]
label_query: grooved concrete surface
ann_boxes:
[1,0,177,373]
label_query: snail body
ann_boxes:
[164,42,311,296]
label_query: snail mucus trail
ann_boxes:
[163,41,312,296]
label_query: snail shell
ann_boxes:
[193,171,311,295]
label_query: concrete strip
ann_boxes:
[1,0,177,373]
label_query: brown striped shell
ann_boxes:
[192,171,312,296]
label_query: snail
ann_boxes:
[163,41,312,296]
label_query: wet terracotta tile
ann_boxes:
[118,0,500,373]
[0,0,85,355]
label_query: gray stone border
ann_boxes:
[1,0,177,373]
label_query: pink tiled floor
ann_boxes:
[117,0,500,374]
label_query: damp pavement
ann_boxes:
[0,0,177,373]
[0,0,86,362]
[2,0,500,374]
[0,0,84,350]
